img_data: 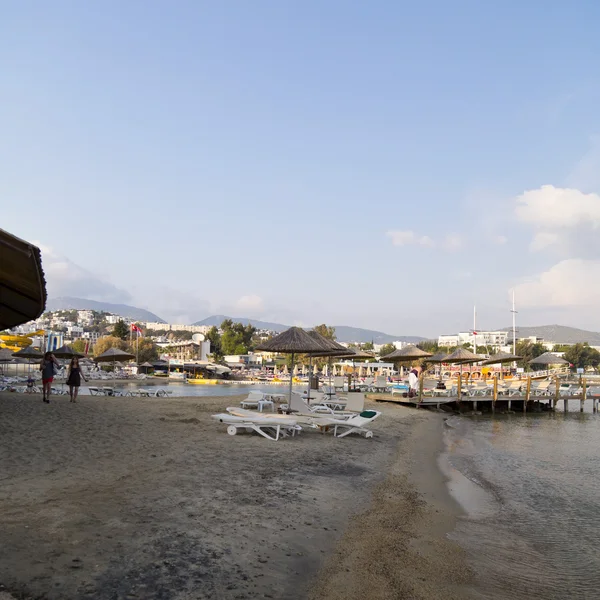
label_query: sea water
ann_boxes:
[442,402,600,599]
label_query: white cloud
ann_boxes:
[235,294,264,313]
[36,243,132,304]
[515,185,600,229]
[493,235,508,245]
[514,259,600,307]
[530,232,560,252]
[386,230,434,247]
[443,233,463,251]
[567,135,600,193]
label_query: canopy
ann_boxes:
[424,352,449,363]
[12,346,43,360]
[481,352,523,365]
[256,327,326,354]
[95,348,136,362]
[529,352,569,365]
[381,345,432,362]
[53,345,85,359]
[0,348,14,363]
[0,228,47,330]
[443,348,482,364]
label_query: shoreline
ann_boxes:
[0,393,473,599]
[309,413,473,600]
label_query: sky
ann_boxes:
[3,1,600,337]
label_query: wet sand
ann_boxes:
[0,392,472,599]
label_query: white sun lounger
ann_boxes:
[310,410,382,438]
[213,408,302,441]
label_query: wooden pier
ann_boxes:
[369,376,600,414]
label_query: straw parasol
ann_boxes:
[256,327,326,409]
[0,348,14,375]
[381,345,432,362]
[95,347,136,388]
[444,347,482,384]
[12,345,43,377]
[305,331,349,394]
[424,352,449,382]
[53,345,84,359]
[481,352,523,365]
[529,352,569,366]
[0,228,47,330]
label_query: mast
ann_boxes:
[473,305,477,355]
[511,290,517,355]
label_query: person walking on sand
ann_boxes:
[40,351,60,403]
[66,357,87,403]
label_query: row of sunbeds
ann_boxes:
[213,389,381,441]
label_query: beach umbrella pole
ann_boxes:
[288,352,295,412]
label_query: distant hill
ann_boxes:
[192,315,424,344]
[46,297,165,323]
[500,324,600,345]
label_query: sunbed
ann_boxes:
[213,408,302,441]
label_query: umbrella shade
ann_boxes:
[0,228,47,330]
[306,330,348,354]
[444,348,482,364]
[381,345,432,362]
[255,327,326,354]
[139,361,154,368]
[12,346,43,360]
[53,345,85,359]
[424,352,449,363]
[529,352,569,366]
[0,348,15,363]
[481,352,523,365]
[95,348,136,362]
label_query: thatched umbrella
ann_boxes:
[12,345,43,377]
[95,347,136,388]
[0,228,47,330]
[529,352,569,366]
[381,345,432,381]
[482,352,523,379]
[53,345,84,359]
[444,348,482,386]
[256,327,326,408]
[0,347,14,376]
[424,352,449,383]
[305,331,349,394]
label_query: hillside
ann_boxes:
[192,315,424,344]
[500,324,600,345]
[46,297,165,323]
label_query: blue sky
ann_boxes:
[3,1,600,336]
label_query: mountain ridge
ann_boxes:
[192,315,425,344]
[499,324,600,345]
[46,297,165,323]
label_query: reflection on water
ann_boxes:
[445,411,600,599]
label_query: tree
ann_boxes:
[314,324,336,340]
[515,340,546,369]
[72,339,88,354]
[417,340,439,353]
[553,344,571,353]
[112,319,129,340]
[361,341,374,351]
[563,343,600,369]
[127,338,159,364]
[379,343,396,358]
[220,320,257,355]
[94,336,128,356]
[205,326,222,360]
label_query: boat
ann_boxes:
[187,378,219,385]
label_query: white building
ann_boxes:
[77,310,94,325]
[144,322,211,334]
[82,331,100,342]
[438,331,508,349]
[67,325,84,339]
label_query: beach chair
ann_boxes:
[532,380,551,396]
[371,376,388,393]
[154,388,172,397]
[503,381,522,396]
[314,410,382,438]
[333,376,345,391]
[241,390,265,409]
[213,408,302,441]
[88,386,103,396]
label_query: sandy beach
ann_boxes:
[0,392,472,599]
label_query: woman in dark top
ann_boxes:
[40,352,60,403]
[66,357,87,403]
